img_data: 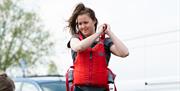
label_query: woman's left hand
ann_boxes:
[103,23,111,35]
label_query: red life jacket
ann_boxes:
[73,33,108,87]
[66,33,117,91]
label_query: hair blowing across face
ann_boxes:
[67,3,98,35]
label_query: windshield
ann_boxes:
[40,81,66,91]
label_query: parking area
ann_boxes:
[13,75,66,91]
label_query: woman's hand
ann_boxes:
[98,23,111,35]
[103,23,111,36]
[97,24,107,35]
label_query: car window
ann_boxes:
[21,83,39,91]
[40,82,66,91]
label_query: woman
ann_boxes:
[66,2,129,91]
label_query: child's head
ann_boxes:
[0,73,15,91]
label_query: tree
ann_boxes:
[0,0,54,72]
[47,61,59,75]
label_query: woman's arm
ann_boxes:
[105,24,129,57]
[70,28,104,52]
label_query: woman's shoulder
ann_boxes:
[104,37,113,47]
[104,37,112,43]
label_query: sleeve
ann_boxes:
[104,38,113,64]
[104,38,113,48]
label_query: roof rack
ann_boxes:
[23,74,64,78]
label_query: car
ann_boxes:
[13,75,66,91]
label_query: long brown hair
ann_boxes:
[67,3,98,35]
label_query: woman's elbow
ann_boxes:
[72,45,86,52]
[120,52,129,58]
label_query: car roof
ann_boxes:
[14,75,65,83]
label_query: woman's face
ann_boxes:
[77,14,96,37]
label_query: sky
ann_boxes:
[18,0,180,89]
[20,0,180,72]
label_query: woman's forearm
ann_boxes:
[70,31,102,52]
[107,30,129,57]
